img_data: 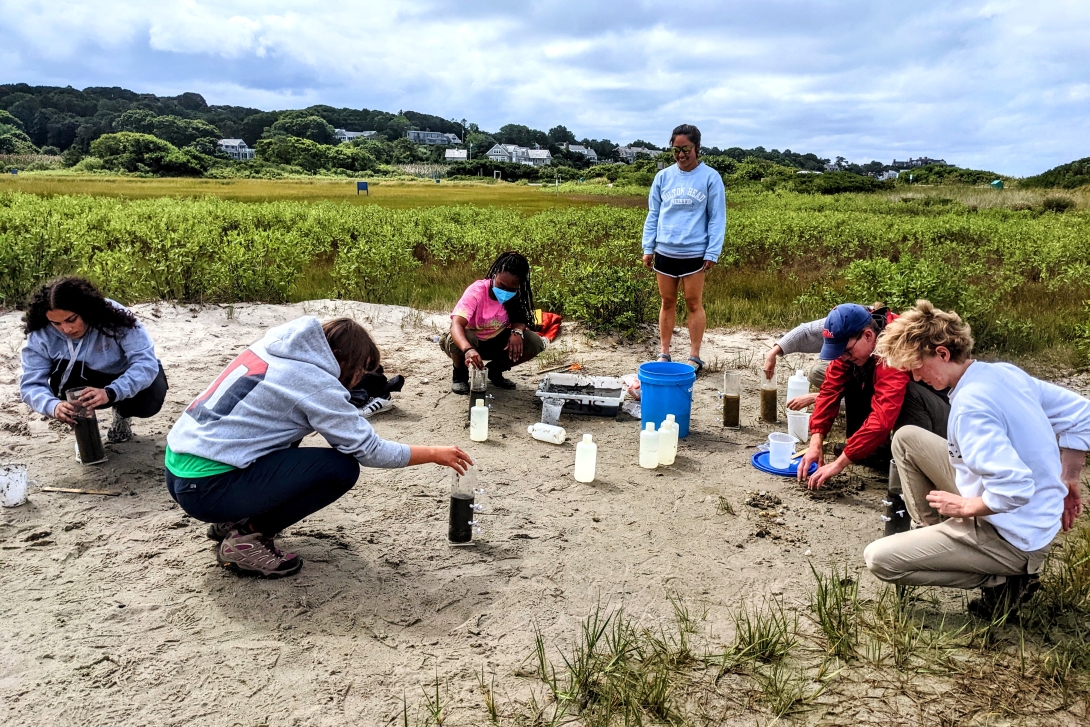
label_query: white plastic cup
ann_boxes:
[0,463,28,507]
[787,411,810,443]
[768,432,795,470]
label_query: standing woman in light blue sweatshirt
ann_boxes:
[641,124,726,371]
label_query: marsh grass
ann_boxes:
[0,174,639,212]
[481,524,1090,724]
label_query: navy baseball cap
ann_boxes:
[820,304,873,360]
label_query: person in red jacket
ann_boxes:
[798,303,949,489]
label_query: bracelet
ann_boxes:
[462,346,476,354]
[512,329,525,338]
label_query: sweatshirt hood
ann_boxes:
[264,317,339,378]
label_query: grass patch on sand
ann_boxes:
[393,519,1090,724]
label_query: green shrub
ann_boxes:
[1021,157,1090,190]
[1041,196,1076,214]
[793,171,893,195]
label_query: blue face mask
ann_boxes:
[492,286,516,304]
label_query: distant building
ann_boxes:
[563,143,598,163]
[444,149,468,162]
[823,161,843,172]
[407,130,461,145]
[217,139,254,161]
[335,128,377,143]
[877,170,900,181]
[891,157,947,169]
[527,149,552,166]
[485,144,533,165]
[615,145,657,163]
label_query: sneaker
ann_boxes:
[107,413,133,443]
[217,529,303,578]
[360,397,396,419]
[206,522,234,541]
[452,380,470,395]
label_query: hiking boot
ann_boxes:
[360,397,396,419]
[217,529,302,578]
[206,522,234,541]
[967,574,1040,619]
[107,413,133,443]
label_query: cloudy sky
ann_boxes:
[2,0,1088,175]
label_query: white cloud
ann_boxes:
[1,0,1088,174]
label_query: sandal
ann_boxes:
[656,353,672,362]
[687,356,705,373]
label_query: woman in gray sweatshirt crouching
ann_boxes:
[164,316,472,578]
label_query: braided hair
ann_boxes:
[23,277,137,338]
[487,251,536,329]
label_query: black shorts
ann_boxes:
[653,253,705,278]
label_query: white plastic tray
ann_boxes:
[534,373,628,424]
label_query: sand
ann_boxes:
[2,300,1079,725]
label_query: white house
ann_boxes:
[485,144,533,165]
[877,170,900,181]
[217,139,255,161]
[615,145,656,163]
[335,128,377,143]
[528,149,552,166]
[444,149,468,162]
[564,144,598,163]
[407,130,461,145]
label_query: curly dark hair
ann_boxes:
[487,251,536,330]
[23,277,137,338]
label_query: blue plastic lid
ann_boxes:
[751,450,817,478]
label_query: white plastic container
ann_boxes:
[768,432,795,470]
[470,399,489,442]
[574,434,597,482]
[787,369,810,407]
[0,463,28,508]
[639,422,659,469]
[787,411,811,443]
[528,422,567,444]
[658,414,679,466]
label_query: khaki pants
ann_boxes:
[863,425,1050,589]
[807,359,830,390]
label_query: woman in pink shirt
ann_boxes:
[440,252,545,393]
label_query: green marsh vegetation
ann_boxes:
[1,180,1088,364]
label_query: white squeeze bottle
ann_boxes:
[574,434,597,482]
[639,422,659,469]
[787,369,809,407]
[527,422,566,444]
[658,414,679,466]
[470,399,489,442]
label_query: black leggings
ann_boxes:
[166,447,360,535]
[51,362,168,419]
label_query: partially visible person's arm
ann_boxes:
[841,362,909,463]
[955,407,1036,515]
[641,173,663,260]
[765,318,827,380]
[703,172,726,266]
[101,322,160,403]
[408,445,474,475]
[1060,447,1086,531]
[799,359,849,484]
[19,338,62,419]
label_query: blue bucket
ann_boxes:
[638,361,697,438]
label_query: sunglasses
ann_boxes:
[670,144,695,155]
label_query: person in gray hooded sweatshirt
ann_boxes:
[20,277,168,443]
[165,316,472,578]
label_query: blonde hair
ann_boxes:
[876,300,974,371]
